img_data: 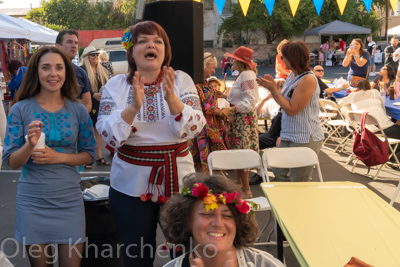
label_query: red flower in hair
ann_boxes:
[224,191,241,204]
[235,200,251,214]
[192,183,209,199]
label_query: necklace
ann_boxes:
[144,71,163,97]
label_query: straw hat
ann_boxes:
[225,46,257,69]
[82,46,101,58]
[207,76,226,92]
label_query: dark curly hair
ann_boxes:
[161,174,260,249]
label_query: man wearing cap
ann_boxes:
[55,29,92,113]
[313,65,348,98]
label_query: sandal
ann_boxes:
[241,187,253,199]
[96,158,110,166]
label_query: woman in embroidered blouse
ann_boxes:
[161,174,284,267]
[342,39,369,85]
[2,46,96,267]
[96,21,205,266]
[189,52,230,173]
[81,46,110,167]
[217,46,259,198]
[256,41,324,182]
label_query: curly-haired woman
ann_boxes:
[161,174,284,267]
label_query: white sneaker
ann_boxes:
[369,72,376,76]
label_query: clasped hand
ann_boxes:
[31,145,59,164]
[130,66,178,112]
[256,74,281,96]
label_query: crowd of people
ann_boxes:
[2,24,400,267]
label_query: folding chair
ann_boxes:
[208,149,274,246]
[347,111,400,180]
[262,147,324,182]
[390,181,400,206]
[319,99,352,152]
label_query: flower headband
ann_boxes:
[181,183,259,214]
[121,28,133,50]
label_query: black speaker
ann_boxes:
[143,1,204,84]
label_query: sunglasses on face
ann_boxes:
[89,54,99,57]
[314,69,324,72]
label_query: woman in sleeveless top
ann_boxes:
[257,41,324,182]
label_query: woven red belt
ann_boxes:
[117,141,189,203]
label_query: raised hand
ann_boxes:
[162,66,176,102]
[256,74,280,95]
[131,71,145,112]
[27,120,43,148]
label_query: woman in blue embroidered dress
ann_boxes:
[2,46,96,267]
[96,21,205,266]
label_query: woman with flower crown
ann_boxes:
[161,174,284,267]
[96,21,206,266]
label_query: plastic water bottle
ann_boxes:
[380,82,386,103]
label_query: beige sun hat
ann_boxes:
[207,76,226,92]
[82,46,101,58]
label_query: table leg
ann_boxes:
[276,221,284,262]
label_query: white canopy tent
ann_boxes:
[0,13,58,44]
[388,25,400,36]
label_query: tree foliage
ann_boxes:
[25,0,138,30]
[218,0,384,44]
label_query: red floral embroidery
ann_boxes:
[132,126,137,133]
[190,125,197,131]
[181,133,187,138]
[102,131,108,137]
[110,141,116,147]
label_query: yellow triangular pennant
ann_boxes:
[193,0,201,2]
[288,0,300,16]
[238,0,251,16]
[389,0,397,11]
[336,0,348,15]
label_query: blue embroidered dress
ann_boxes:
[2,98,96,244]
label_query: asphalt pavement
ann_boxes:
[1,62,398,267]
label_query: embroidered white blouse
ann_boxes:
[96,71,206,197]
[227,70,259,113]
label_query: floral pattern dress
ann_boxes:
[189,82,229,173]
[227,70,259,152]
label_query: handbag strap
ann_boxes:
[360,111,368,129]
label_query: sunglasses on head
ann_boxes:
[314,69,324,72]
[381,68,387,70]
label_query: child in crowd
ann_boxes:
[207,76,230,108]
[319,48,324,66]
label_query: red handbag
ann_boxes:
[352,112,389,167]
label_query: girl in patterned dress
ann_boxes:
[2,46,96,267]
[217,46,260,198]
[189,53,230,173]
[96,21,205,266]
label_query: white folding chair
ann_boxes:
[208,149,274,246]
[347,111,400,180]
[262,147,324,182]
[319,99,352,152]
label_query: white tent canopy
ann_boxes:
[388,25,400,36]
[0,13,58,44]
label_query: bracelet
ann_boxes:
[273,92,280,98]
[353,55,358,58]
[229,107,234,114]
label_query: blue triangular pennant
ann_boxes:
[363,0,372,12]
[313,0,324,15]
[263,0,275,15]
[215,0,226,15]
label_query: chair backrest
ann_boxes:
[208,149,267,182]
[262,147,323,182]
[340,105,357,132]
[347,111,386,137]
[319,99,344,120]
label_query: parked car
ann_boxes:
[88,38,128,76]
